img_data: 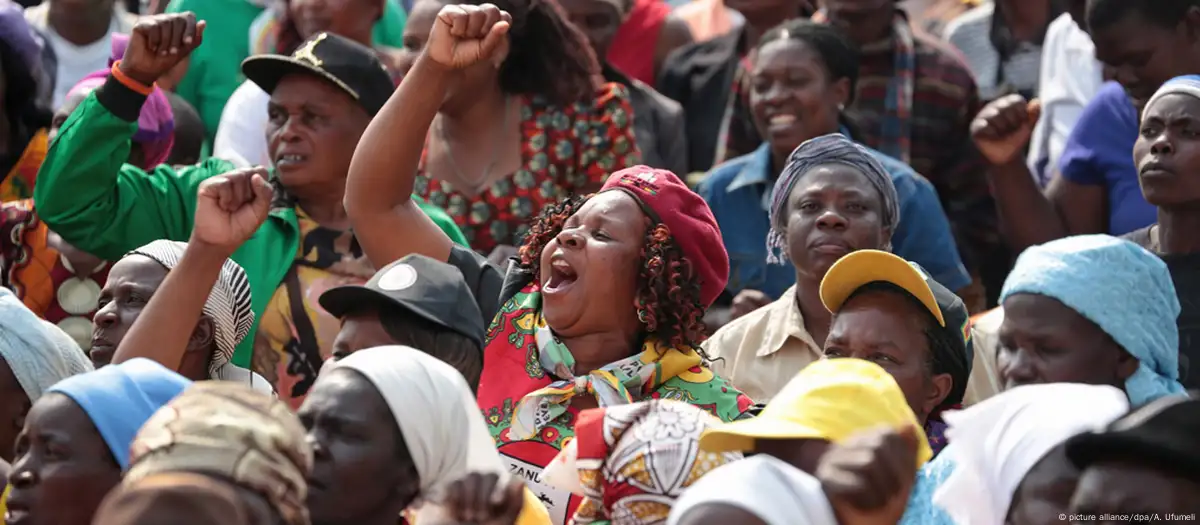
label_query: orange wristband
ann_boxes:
[110,60,155,96]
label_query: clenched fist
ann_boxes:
[817,425,922,525]
[425,4,512,70]
[971,94,1042,166]
[119,12,205,86]
[192,167,273,255]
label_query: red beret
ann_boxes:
[600,166,729,307]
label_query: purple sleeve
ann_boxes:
[1058,82,1139,186]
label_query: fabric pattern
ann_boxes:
[254,207,374,408]
[415,83,641,254]
[557,400,743,524]
[126,381,312,525]
[0,130,47,202]
[1000,234,1185,406]
[0,286,93,402]
[127,240,254,379]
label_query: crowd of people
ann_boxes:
[0,0,1198,523]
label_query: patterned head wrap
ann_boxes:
[126,240,254,379]
[767,134,900,264]
[543,400,743,524]
[1145,75,1200,112]
[125,381,312,525]
[69,33,174,169]
[0,287,93,402]
[1000,235,1185,407]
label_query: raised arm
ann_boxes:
[346,4,511,268]
[113,168,272,370]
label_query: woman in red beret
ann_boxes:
[344,4,754,523]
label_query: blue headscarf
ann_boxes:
[1000,235,1185,406]
[46,358,191,469]
[1145,75,1200,112]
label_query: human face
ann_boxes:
[825,290,951,423]
[299,368,417,525]
[538,191,647,338]
[290,0,381,43]
[330,311,396,361]
[1133,93,1200,207]
[558,0,622,60]
[997,294,1135,391]
[783,166,891,281]
[1006,446,1079,525]
[822,0,894,47]
[750,39,847,163]
[753,438,831,473]
[91,255,167,368]
[267,74,370,196]
[1090,9,1200,109]
[0,358,29,463]
[1071,461,1200,517]
[5,393,122,525]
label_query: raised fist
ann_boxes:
[971,94,1042,166]
[428,472,524,525]
[425,4,512,70]
[817,425,922,525]
[192,167,273,255]
[119,12,206,86]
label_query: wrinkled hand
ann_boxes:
[970,94,1041,166]
[425,4,512,70]
[119,12,206,86]
[730,289,772,320]
[433,472,524,525]
[192,167,273,255]
[817,425,921,525]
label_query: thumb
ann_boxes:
[1026,98,1042,125]
[479,21,510,59]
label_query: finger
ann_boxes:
[465,5,491,39]
[466,472,490,522]
[481,472,504,507]
[193,19,207,47]
[480,19,510,58]
[183,13,198,46]
[443,5,467,37]
[1027,98,1043,124]
[145,20,163,55]
[250,172,273,205]
[166,16,184,55]
[440,479,467,518]
[215,178,235,211]
[498,479,525,521]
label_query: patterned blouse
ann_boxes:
[414,83,641,254]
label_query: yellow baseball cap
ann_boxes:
[699,359,933,467]
[819,250,946,326]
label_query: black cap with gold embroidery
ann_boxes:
[241,32,394,117]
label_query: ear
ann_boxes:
[1114,348,1140,383]
[879,226,895,252]
[829,76,852,110]
[187,316,216,354]
[922,372,954,419]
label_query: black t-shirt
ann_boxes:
[447,245,533,326]
[1124,227,1200,387]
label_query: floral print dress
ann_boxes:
[415,83,642,254]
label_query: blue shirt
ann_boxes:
[1059,81,1156,235]
[697,142,971,300]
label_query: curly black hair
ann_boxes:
[517,195,709,351]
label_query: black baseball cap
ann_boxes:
[241,32,394,117]
[819,250,974,402]
[319,254,486,347]
[1066,393,1200,482]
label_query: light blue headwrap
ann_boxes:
[46,358,191,469]
[0,288,93,402]
[1000,235,1185,406]
[1145,75,1200,112]
[766,133,900,264]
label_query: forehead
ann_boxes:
[109,255,169,284]
[26,392,92,433]
[789,164,877,197]
[573,190,645,221]
[1145,92,1200,119]
[754,39,823,71]
[302,367,389,418]
[835,288,930,328]
[269,74,359,112]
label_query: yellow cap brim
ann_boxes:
[819,250,945,326]
[699,417,832,453]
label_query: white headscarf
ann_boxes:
[334,346,508,503]
[932,383,1131,525]
[666,455,837,525]
[0,288,93,401]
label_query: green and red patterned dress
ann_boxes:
[477,284,754,524]
[414,83,642,255]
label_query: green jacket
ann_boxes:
[33,77,467,368]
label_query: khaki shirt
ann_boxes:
[702,286,823,404]
[964,308,1005,405]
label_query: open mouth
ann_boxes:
[5,500,30,525]
[767,114,797,132]
[275,153,309,169]
[543,257,578,294]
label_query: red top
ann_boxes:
[415,83,641,255]
[606,0,672,86]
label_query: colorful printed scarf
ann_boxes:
[813,9,915,163]
[477,283,753,524]
[0,129,47,202]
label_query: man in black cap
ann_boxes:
[319,254,486,389]
[1066,394,1200,515]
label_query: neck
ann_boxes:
[560,330,640,373]
[49,5,113,46]
[795,273,832,339]
[1157,207,1200,254]
[295,190,350,229]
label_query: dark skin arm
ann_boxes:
[345,4,511,268]
[973,95,1107,251]
[653,14,693,84]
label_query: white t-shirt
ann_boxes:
[213,80,271,169]
[44,24,118,109]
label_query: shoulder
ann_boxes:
[1076,82,1137,129]
[704,292,790,349]
[943,3,994,41]
[629,78,684,117]
[696,153,756,199]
